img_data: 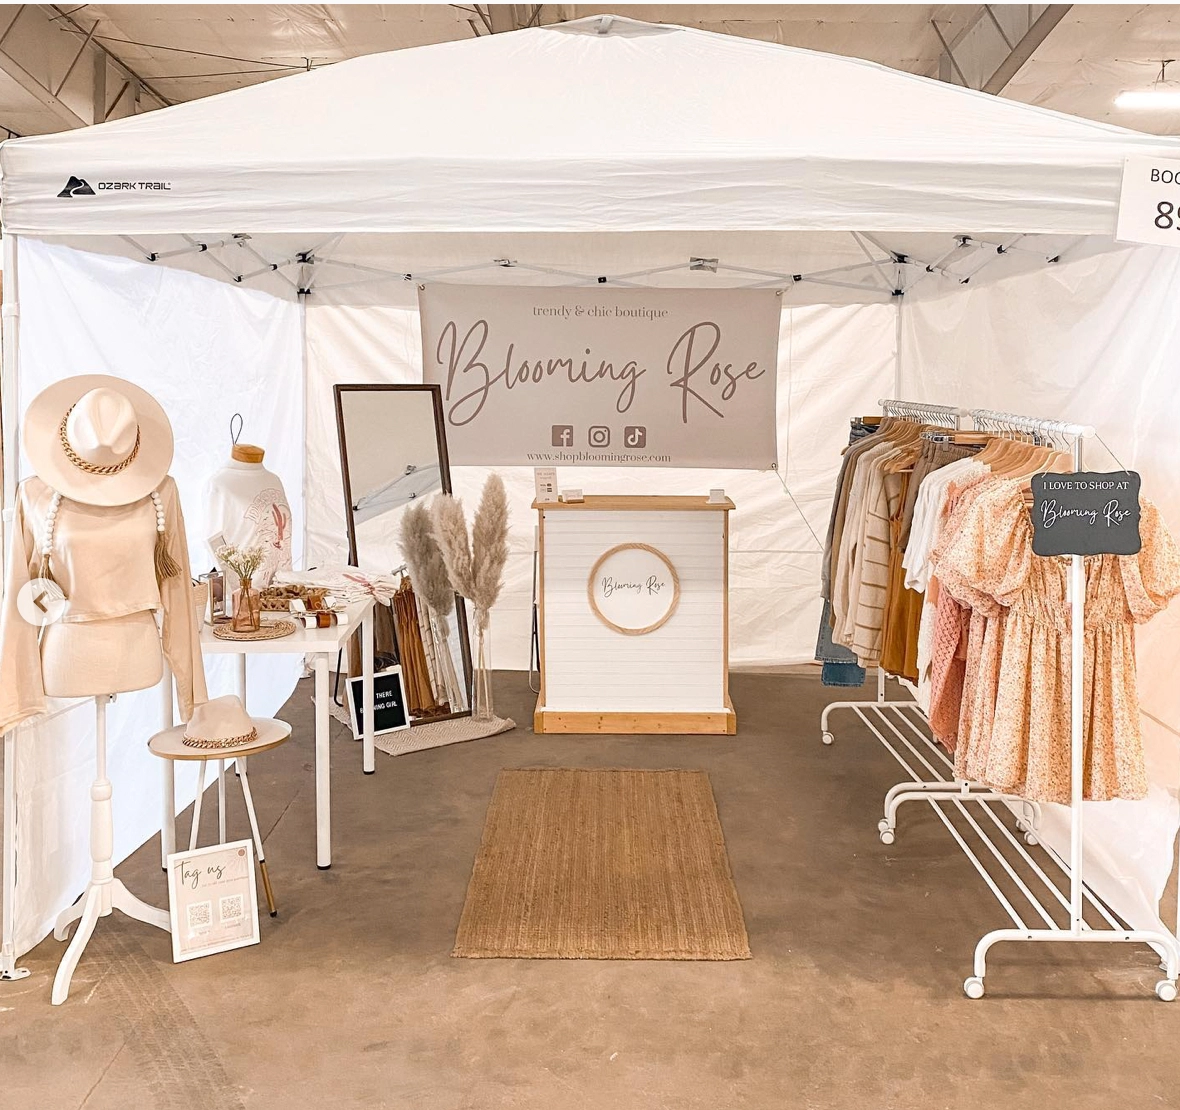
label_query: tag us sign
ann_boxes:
[1030,472,1142,557]
[1116,156,1180,248]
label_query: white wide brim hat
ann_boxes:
[148,695,291,760]
[23,374,174,507]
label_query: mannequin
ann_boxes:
[0,375,207,1004]
[0,379,205,725]
[206,423,292,590]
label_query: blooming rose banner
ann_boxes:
[419,285,779,468]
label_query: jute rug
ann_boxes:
[453,768,751,961]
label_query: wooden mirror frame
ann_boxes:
[333,383,474,724]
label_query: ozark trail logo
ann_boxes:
[57,176,95,197]
[56,175,172,197]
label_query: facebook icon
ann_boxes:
[551,425,574,447]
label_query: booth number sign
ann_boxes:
[1030,472,1142,557]
[1117,157,1180,248]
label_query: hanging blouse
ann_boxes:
[933,481,1180,803]
[0,475,207,733]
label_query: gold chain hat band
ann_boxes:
[58,404,141,475]
[181,728,259,750]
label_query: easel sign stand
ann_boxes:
[51,695,170,1006]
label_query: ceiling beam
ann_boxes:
[982,5,1071,94]
[483,5,545,34]
[0,4,168,134]
[934,4,1071,94]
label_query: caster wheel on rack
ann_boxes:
[877,818,890,834]
[1155,980,1177,1002]
[879,828,895,846]
[963,977,985,1000]
[821,731,834,746]
[1024,832,1038,846]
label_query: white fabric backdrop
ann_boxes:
[303,293,897,670]
[902,243,1180,932]
[9,238,305,956]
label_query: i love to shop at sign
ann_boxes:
[418,285,779,469]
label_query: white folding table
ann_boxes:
[160,596,376,870]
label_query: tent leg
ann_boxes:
[894,291,904,397]
[0,234,28,982]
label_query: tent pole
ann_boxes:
[894,290,904,398]
[1,230,28,982]
[2,232,18,530]
[300,296,310,579]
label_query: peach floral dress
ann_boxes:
[933,480,1180,803]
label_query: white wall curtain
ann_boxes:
[303,293,898,670]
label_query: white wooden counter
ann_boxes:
[534,495,735,735]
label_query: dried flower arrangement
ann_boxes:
[430,474,510,719]
[216,543,265,583]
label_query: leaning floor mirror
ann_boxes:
[334,383,473,723]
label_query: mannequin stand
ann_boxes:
[51,695,169,1006]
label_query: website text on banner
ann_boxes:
[418,286,779,469]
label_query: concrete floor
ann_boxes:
[3,670,1180,1110]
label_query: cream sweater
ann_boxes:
[0,475,207,733]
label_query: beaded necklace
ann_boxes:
[39,487,180,593]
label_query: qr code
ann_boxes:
[186,901,212,929]
[219,893,245,922]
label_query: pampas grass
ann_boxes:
[399,501,454,638]
[431,475,509,722]
[431,474,509,632]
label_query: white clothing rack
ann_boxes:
[877,398,967,427]
[821,400,1180,1001]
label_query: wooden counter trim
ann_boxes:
[533,704,736,735]
[532,495,735,512]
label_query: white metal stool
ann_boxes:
[148,719,291,917]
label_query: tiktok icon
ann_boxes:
[624,426,647,449]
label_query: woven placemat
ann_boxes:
[454,768,751,961]
[324,694,515,754]
[212,619,297,642]
[376,714,515,756]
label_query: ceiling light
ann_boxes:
[1116,60,1180,109]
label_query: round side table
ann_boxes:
[148,719,291,917]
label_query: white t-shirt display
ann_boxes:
[205,454,293,587]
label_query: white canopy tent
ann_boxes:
[4,15,1180,977]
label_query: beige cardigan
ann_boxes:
[0,475,207,733]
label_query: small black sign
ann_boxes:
[347,666,410,739]
[1030,471,1142,557]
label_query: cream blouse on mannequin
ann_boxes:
[205,451,292,588]
[0,474,207,734]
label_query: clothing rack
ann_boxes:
[820,400,1180,1001]
[877,398,967,427]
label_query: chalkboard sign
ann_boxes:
[1030,471,1142,557]
[347,666,410,739]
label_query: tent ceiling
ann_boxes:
[5,16,1180,241]
[2,4,1178,139]
[50,4,981,102]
